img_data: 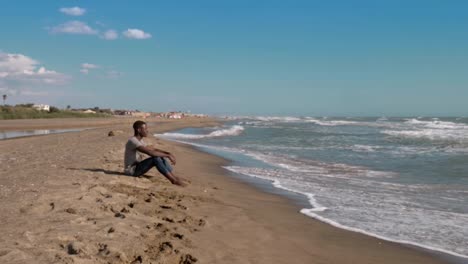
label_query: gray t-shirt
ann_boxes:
[124,136,146,175]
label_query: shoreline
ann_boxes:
[0,117,456,263]
[230,164,467,263]
[183,142,466,264]
[0,116,211,131]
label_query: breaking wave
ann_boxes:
[382,119,468,142]
[158,125,244,139]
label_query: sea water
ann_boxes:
[157,116,468,259]
[0,128,87,140]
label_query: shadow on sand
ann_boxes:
[67,168,155,180]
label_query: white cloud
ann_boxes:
[122,29,152,40]
[0,53,37,75]
[102,30,118,40]
[81,63,99,69]
[0,52,69,86]
[80,63,99,74]
[59,7,86,16]
[0,52,70,104]
[0,53,69,84]
[50,21,98,35]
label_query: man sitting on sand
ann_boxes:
[124,120,186,186]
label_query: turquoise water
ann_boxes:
[158,116,468,259]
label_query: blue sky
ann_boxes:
[1,0,467,116]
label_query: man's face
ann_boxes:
[138,124,149,137]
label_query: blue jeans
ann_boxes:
[134,157,173,177]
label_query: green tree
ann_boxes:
[2,94,6,105]
[49,106,60,113]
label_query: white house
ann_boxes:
[33,104,50,112]
[168,113,183,119]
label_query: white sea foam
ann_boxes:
[227,115,303,122]
[382,129,468,142]
[223,165,327,212]
[404,118,468,129]
[243,143,460,156]
[376,116,389,122]
[158,125,244,139]
[349,144,379,153]
[252,116,303,122]
[300,209,468,259]
[241,151,396,179]
[302,118,407,129]
[303,118,359,126]
[228,115,405,129]
[380,118,468,143]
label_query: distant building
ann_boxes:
[33,104,50,112]
[83,109,96,114]
[168,112,183,119]
[113,110,132,115]
[131,111,150,118]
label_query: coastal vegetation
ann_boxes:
[0,104,111,120]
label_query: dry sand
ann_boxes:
[0,117,146,131]
[0,118,451,264]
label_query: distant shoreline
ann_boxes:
[0,116,209,131]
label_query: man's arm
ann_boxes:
[149,146,176,164]
[137,145,176,165]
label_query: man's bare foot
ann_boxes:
[173,178,187,187]
[180,176,191,183]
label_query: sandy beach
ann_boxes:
[0,118,451,264]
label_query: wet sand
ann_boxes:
[0,118,451,263]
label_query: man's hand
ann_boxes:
[168,154,176,165]
[137,146,177,165]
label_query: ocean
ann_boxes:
[157,116,468,260]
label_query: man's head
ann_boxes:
[133,120,148,137]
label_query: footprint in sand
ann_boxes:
[198,219,206,227]
[172,233,184,239]
[64,208,77,214]
[177,204,188,210]
[147,222,171,235]
[26,200,57,214]
[114,212,126,219]
[144,193,156,203]
[162,217,174,223]
[130,255,143,264]
[179,254,198,264]
[159,241,173,253]
[63,242,80,255]
[97,243,110,256]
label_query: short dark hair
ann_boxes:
[133,120,146,132]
